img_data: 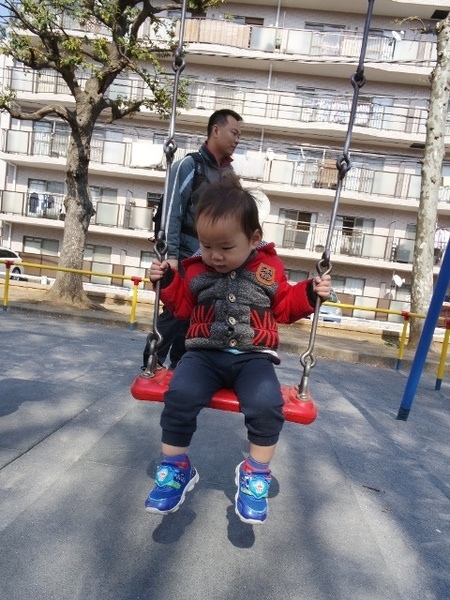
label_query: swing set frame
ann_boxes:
[130,0,376,424]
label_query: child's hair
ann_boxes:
[195,175,262,240]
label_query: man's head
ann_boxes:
[206,109,243,164]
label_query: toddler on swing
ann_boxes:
[146,176,331,524]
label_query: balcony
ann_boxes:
[1,190,447,270]
[11,11,437,84]
[47,12,437,68]
[186,80,442,143]
[4,65,448,147]
[0,191,155,233]
[2,128,450,209]
[265,221,446,269]
[177,18,436,81]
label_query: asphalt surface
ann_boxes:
[0,309,449,600]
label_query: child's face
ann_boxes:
[197,215,262,273]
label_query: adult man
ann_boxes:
[143,108,243,370]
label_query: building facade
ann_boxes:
[1,0,449,317]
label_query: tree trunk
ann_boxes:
[409,14,450,347]
[47,124,95,306]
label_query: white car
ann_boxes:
[310,289,343,323]
[318,289,343,323]
[0,247,25,280]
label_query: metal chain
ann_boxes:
[144,0,188,377]
[297,0,375,398]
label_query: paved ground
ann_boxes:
[0,308,449,600]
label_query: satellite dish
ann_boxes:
[251,189,271,224]
[391,31,402,42]
[393,274,403,287]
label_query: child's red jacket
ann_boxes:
[158,242,316,354]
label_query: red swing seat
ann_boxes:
[131,368,317,425]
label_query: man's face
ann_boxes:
[212,116,242,159]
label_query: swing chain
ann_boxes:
[145,0,189,375]
[296,0,375,399]
[297,257,331,392]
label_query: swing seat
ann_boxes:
[130,369,318,425]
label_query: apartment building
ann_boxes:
[0,0,449,317]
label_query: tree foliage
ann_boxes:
[0,0,220,305]
[409,12,450,347]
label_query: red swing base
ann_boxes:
[130,369,317,425]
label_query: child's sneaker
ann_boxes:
[145,458,199,515]
[234,461,271,524]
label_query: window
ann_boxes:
[23,236,59,256]
[26,180,65,217]
[336,216,375,235]
[441,164,450,186]
[84,245,112,285]
[332,276,365,296]
[108,78,130,99]
[405,224,416,239]
[217,77,256,89]
[233,16,263,25]
[296,85,335,100]
[279,209,318,251]
[84,245,111,263]
[396,283,411,303]
[28,179,64,195]
[32,121,52,156]
[305,22,345,33]
[6,163,16,187]
[90,187,118,204]
[332,216,374,256]
[140,251,153,269]
[285,269,309,283]
[279,209,316,228]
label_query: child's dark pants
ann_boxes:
[160,349,285,448]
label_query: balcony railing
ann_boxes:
[265,220,448,267]
[1,190,447,267]
[178,18,436,66]
[5,65,448,137]
[187,80,444,137]
[0,191,155,232]
[2,128,450,205]
[47,14,437,67]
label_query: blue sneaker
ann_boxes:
[145,458,199,515]
[235,461,271,524]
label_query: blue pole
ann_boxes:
[397,242,450,420]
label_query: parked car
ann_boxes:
[0,247,25,280]
[311,289,343,323]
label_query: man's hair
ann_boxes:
[207,109,243,138]
[195,175,262,240]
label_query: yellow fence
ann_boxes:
[1,258,151,330]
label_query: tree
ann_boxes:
[409,12,450,347]
[0,0,218,306]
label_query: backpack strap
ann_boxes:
[178,151,208,238]
[185,151,206,192]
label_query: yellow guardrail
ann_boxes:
[1,258,449,385]
[1,258,151,330]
